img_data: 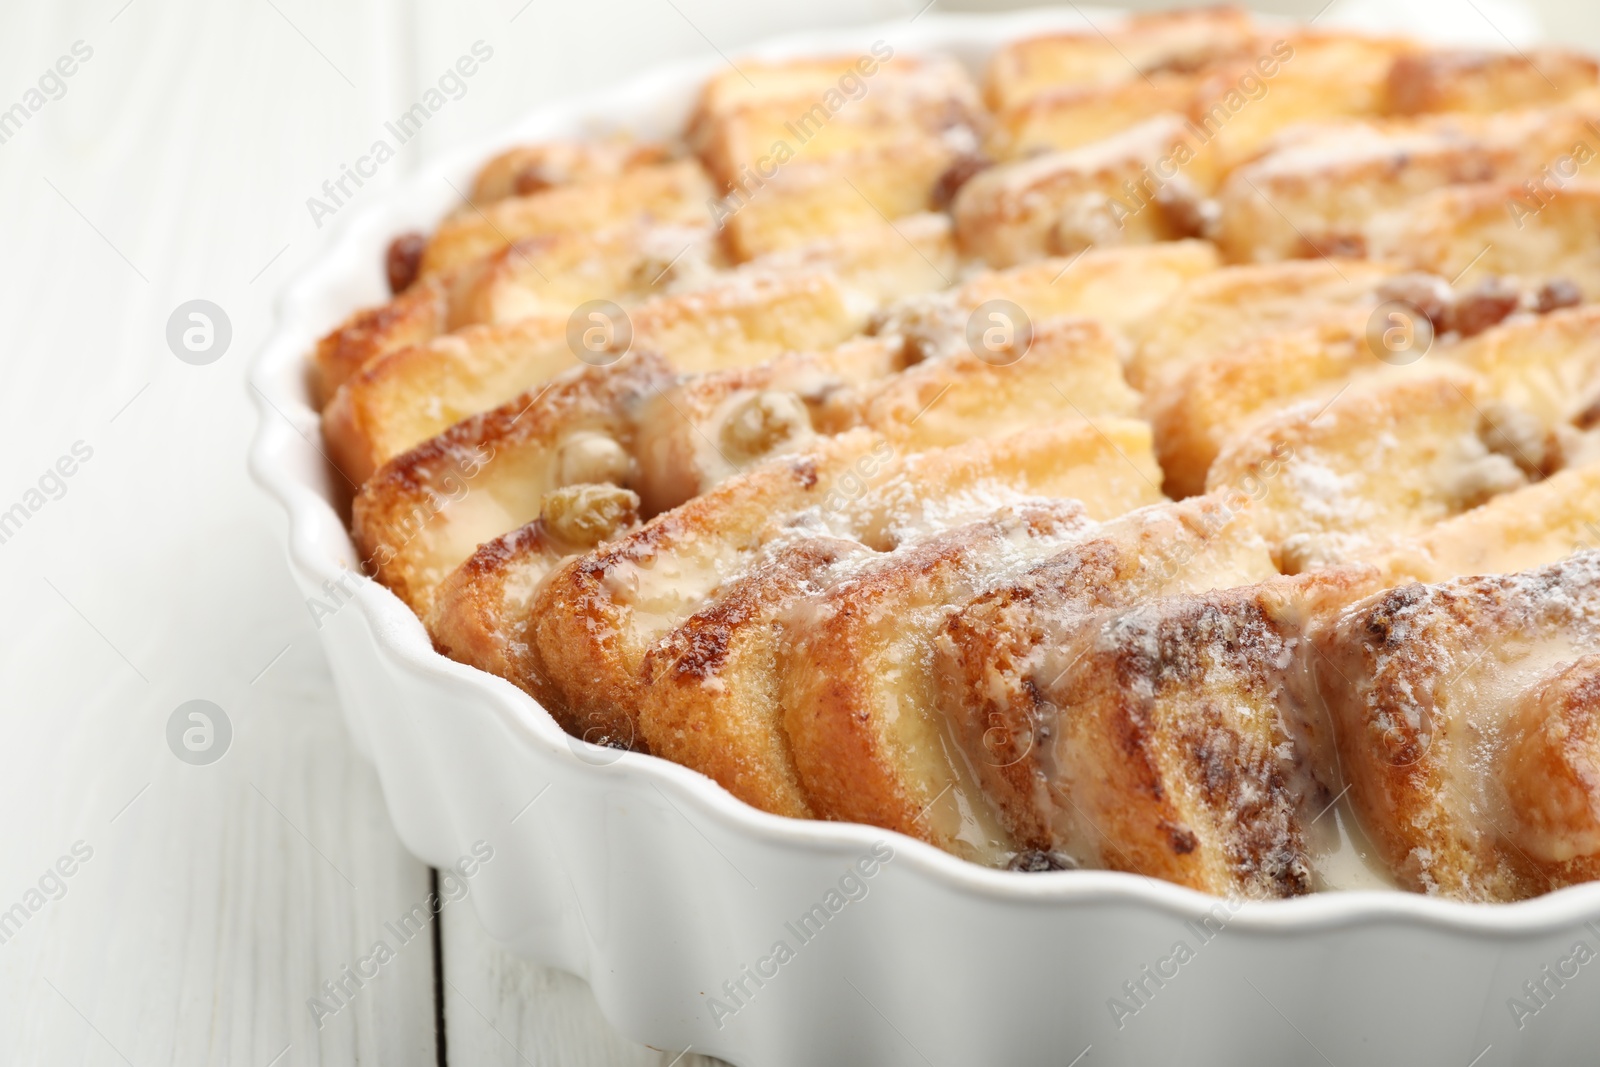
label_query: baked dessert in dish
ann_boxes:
[313,7,1600,904]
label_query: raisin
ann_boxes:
[1006,849,1079,873]
[1536,278,1583,314]
[385,231,426,294]
[1449,277,1521,337]
[932,154,992,211]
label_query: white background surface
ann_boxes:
[0,1,1593,1064]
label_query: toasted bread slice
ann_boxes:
[419,160,714,278]
[313,223,722,403]
[779,503,1093,860]
[738,212,957,303]
[689,52,982,151]
[945,566,1371,895]
[988,76,1200,159]
[1386,49,1600,115]
[953,114,1220,268]
[984,7,1258,111]
[351,353,675,619]
[1189,34,1414,170]
[1129,258,1399,390]
[861,318,1139,450]
[1214,106,1600,262]
[1148,313,1404,497]
[637,534,877,817]
[936,502,1341,893]
[1361,460,1600,584]
[1206,373,1545,572]
[530,421,1164,747]
[324,269,867,482]
[470,139,672,203]
[718,138,960,261]
[633,339,902,515]
[695,58,982,190]
[1313,553,1600,899]
[871,241,1221,362]
[1368,181,1600,298]
[835,419,1166,551]
[529,431,896,743]
[429,484,643,713]
[1446,303,1600,430]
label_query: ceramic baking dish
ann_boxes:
[249,8,1600,1064]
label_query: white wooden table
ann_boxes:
[0,0,1591,1064]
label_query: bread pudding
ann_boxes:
[317,8,1600,902]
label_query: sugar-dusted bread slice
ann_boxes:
[860,317,1139,450]
[636,533,877,817]
[688,51,981,152]
[1206,373,1547,573]
[313,223,721,404]
[429,484,643,714]
[778,503,1093,860]
[1190,33,1415,170]
[1313,553,1600,900]
[419,160,715,278]
[530,421,1164,749]
[1361,460,1600,585]
[987,76,1200,159]
[695,55,983,190]
[470,138,671,203]
[738,212,957,304]
[835,419,1166,551]
[324,269,868,483]
[528,431,895,744]
[1368,181,1600,298]
[1129,258,1399,390]
[871,241,1220,367]
[1214,105,1600,262]
[1148,312,1412,497]
[1386,49,1599,115]
[935,499,1341,893]
[351,352,675,619]
[983,6,1258,111]
[718,138,961,261]
[1445,303,1600,432]
[633,339,902,515]
[953,114,1221,268]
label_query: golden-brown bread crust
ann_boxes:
[953,114,1220,268]
[351,352,674,619]
[1386,49,1600,115]
[935,498,1279,849]
[779,503,1092,860]
[1206,373,1551,572]
[1214,105,1600,262]
[633,340,901,515]
[637,535,873,819]
[529,432,891,742]
[470,139,672,203]
[429,485,642,716]
[312,223,722,406]
[861,317,1139,450]
[420,160,715,278]
[983,7,1258,111]
[1128,258,1399,391]
[314,280,451,404]
[944,566,1378,895]
[1313,553,1600,899]
[1360,460,1600,586]
[1368,181,1600,298]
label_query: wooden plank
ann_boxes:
[0,0,440,1064]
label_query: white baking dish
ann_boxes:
[249,8,1600,1064]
